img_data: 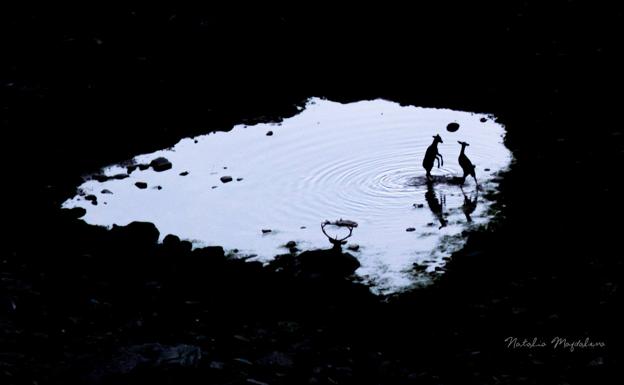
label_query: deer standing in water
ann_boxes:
[423,134,444,181]
[321,219,357,252]
[457,141,477,187]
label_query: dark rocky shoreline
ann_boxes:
[2,4,624,384]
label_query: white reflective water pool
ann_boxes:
[62,98,512,294]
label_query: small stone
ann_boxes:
[138,164,150,171]
[194,139,198,143]
[92,174,109,182]
[212,186,218,189]
[220,176,233,183]
[233,358,253,366]
[480,117,487,122]
[153,185,162,190]
[85,194,97,202]
[406,227,416,232]
[246,379,269,385]
[209,361,225,370]
[135,182,148,189]
[233,334,250,343]
[266,131,273,136]
[484,168,491,171]
[179,171,189,176]
[127,165,138,174]
[101,189,113,194]
[112,173,129,180]
[261,229,272,234]
[236,177,244,181]
[414,203,424,208]
[150,157,172,172]
[300,226,306,229]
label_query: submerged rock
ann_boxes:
[179,171,189,176]
[135,182,148,189]
[266,131,273,136]
[406,227,416,232]
[220,176,233,183]
[150,157,173,172]
[262,229,272,234]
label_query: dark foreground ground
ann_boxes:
[2,4,624,385]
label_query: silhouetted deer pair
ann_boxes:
[422,134,477,186]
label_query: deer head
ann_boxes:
[321,219,357,251]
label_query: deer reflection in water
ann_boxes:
[425,181,448,229]
[460,186,478,223]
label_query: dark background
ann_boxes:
[1,2,623,384]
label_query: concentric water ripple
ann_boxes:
[62,98,512,294]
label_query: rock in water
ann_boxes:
[150,157,173,172]
[446,122,460,132]
[347,244,360,251]
[220,176,233,183]
[135,182,148,189]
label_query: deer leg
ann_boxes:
[436,157,441,168]
[437,153,444,167]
